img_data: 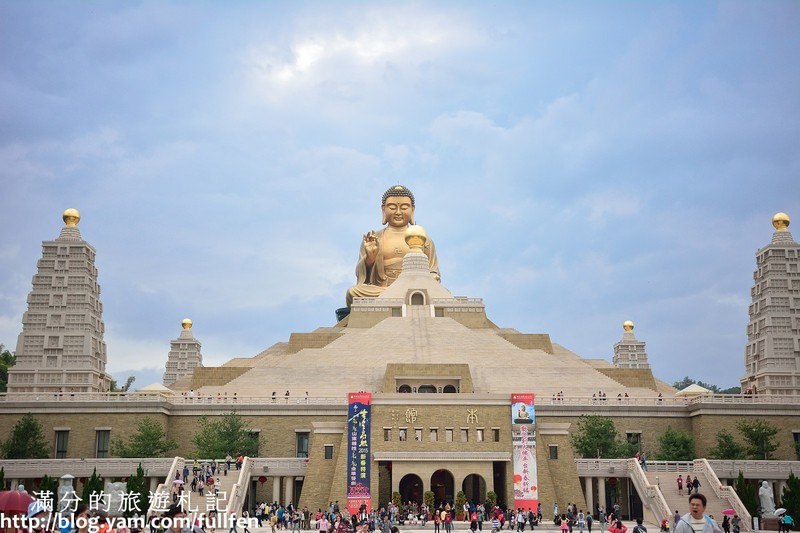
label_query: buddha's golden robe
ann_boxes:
[346,226,439,306]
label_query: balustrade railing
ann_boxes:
[0,457,175,478]
[226,456,252,516]
[626,458,672,524]
[694,459,752,532]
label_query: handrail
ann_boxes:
[694,459,752,532]
[226,456,252,516]
[626,458,671,524]
[147,456,184,516]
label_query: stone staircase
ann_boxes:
[644,471,730,522]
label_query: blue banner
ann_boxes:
[347,392,372,514]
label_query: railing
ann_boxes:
[226,456,252,516]
[0,392,348,405]
[148,456,184,516]
[574,459,629,477]
[0,457,175,478]
[249,458,308,476]
[642,461,694,473]
[707,460,800,479]
[626,458,672,525]
[695,459,752,532]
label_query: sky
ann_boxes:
[1,1,798,391]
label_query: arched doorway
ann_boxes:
[411,292,425,305]
[399,473,424,504]
[462,474,486,504]
[418,384,437,393]
[431,469,455,507]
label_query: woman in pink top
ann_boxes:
[561,515,570,533]
[677,475,683,495]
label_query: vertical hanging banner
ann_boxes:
[511,393,538,511]
[347,392,372,515]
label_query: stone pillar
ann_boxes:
[11,479,19,491]
[597,477,606,513]
[149,477,159,492]
[285,476,294,506]
[273,477,282,504]
[584,477,594,515]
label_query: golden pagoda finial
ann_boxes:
[404,224,427,252]
[772,212,790,231]
[62,208,80,227]
[182,318,193,330]
[623,320,634,332]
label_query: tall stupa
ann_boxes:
[6,209,112,393]
[163,318,203,386]
[740,212,800,395]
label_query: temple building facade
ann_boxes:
[1,200,799,528]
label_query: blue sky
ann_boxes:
[1,2,798,390]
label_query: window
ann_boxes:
[324,445,334,460]
[461,428,469,442]
[476,429,484,442]
[95,430,110,458]
[627,432,642,450]
[398,384,412,393]
[446,428,453,442]
[492,428,500,442]
[430,429,438,442]
[418,385,437,393]
[399,428,407,441]
[443,385,457,393]
[384,428,392,442]
[296,433,309,458]
[549,445,558,460]
[55,430,69,459]
[415,429,422,441]
[794,432,800,460]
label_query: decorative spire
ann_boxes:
[771,212,795,245]
[57,208,83,241]
[623,320,634,332]
[182,318,193,330]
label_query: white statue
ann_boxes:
[57,475,78,513]
[759,481,776,517]
[104,481,128,517]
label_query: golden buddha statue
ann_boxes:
[346,185,439,306]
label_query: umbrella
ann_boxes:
[173,479,185,485]
[0,490,36,515]
[775,509,786,516]
[721,509,736,516]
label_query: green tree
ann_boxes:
[392,491,401,508]
[125,463,148,518]
[424,491,435,515]
[0,345,16,393]
[112,417,178,458]
[707,429,746,460]
[571,415,636,458]
[455,491,467,519]
[736,419,779,460]
[780,472,800,524]
[734,471,758,516]
[486,490,497,510]
[1,412,50,459]
[192,412,259,458]
[81,468,104,504]
[655,426,695,461]
[37,475,59,497]
[0,466,5,490]
[109,376,136,393]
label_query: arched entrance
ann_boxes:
[431,469,455,506]
[462,474,486,504]
[399,473,424,504]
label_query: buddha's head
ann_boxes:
[381,184,415,227]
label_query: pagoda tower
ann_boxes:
[740,212,800,395]
[612,320,650,369]
[7,209,111,393]
[163,318,203,386]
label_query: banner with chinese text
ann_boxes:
[511,393,538,511]
[347,392,372,514]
